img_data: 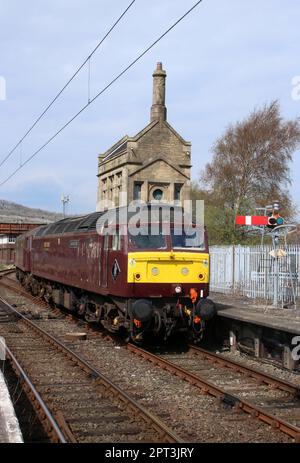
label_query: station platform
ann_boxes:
[0,371,23,443]
[212,292,300,336]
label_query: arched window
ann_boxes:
[152,188,163,200]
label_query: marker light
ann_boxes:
[268,217,277,226]
[277,217,284,225]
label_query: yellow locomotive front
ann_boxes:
[125,222,215,342]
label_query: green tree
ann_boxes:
[197,101,300,244]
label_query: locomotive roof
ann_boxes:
[34,211,102,236]
[31,204,192,237]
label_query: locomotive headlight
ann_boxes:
[181,267,189,276]
[151,267,159,276]
[175,286,182,294]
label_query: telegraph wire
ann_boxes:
[0,0,136,169]
[0,0,203,187]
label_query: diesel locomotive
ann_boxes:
[15,204,215,343]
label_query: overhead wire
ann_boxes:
[0,0,203,187]
[0,0,136,169]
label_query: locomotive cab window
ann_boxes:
[128,227,166,250]
[171,227,204,249]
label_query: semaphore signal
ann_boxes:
[236,203,284,229]
[236,214,284,228]
[235,216,269,226]
[235,202,297,308]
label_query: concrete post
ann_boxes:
[283,345,296,371]
[229,329,237,352]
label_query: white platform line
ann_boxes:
[0,370,23,443]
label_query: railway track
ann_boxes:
[0,276,71,320]
[1,273,300,442]
[0,295,182,443]
[0,268,15,278]
[127,344,300,442]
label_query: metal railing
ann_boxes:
[210,244,300,303]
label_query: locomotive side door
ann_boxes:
[101,234,109,287]
[24,236,32,272]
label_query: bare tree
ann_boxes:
[200,101,300,219]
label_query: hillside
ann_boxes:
[0,199,63,224]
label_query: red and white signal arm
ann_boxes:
[235,216,268,226]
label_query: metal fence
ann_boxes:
[210,245,300,303]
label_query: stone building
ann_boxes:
[96,63,192,211]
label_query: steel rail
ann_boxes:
[127,343,300,442]
[4,276,300,441]
[188,345,300,397]
[0,295,182,443]
[3,345,68,443]
[0,278,50,308]
[0,268,15,278]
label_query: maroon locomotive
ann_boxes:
[15,205,215,342]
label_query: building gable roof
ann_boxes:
[129,156,190,180]
[101,120,190,163]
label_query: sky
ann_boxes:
[0,0,299,215]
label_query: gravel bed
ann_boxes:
[34,318,291,442]
[0,278,294,443]
[0,320,163,443]
[220,349,300,387]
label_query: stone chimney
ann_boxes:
[150,62,167,122]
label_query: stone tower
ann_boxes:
[150,62,167,122]
[96,63,192,211]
